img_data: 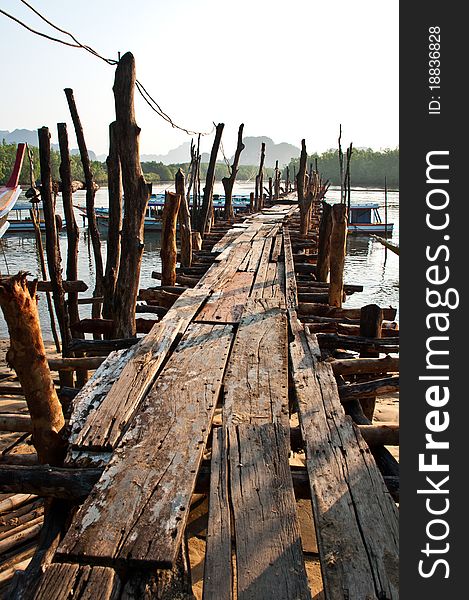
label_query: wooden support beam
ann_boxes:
[330,355,399,376]
[316,201,332,282]
[36,280,88,293]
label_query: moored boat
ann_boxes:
[0,144,26,238]
[347,203,394,235]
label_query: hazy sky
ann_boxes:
[1,0,398,157]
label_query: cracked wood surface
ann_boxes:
[195,271,254,324]
[229,423,311,600]
[57,323,234,568]
[290,319,399,600]
[202,427,232,600]
[223,299,289,427]
[32,563,121,599]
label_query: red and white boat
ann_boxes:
[0,143,26,238]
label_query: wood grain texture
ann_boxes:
[196,271,254,324]
[203,427,232,600]
[250,237,273,299]
[229,423,311,600]
[57,323,234,569]
[290,320,399,600]
[283,227,298,311]
[32,563,120,600]
[224,299,289,427]
[70,286,211,452]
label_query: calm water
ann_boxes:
[0,183,399,339]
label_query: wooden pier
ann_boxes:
[0,200,398,599]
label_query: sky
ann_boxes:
[0,0,399,158]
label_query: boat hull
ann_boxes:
[348,223,394,234]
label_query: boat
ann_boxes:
[347,203,394,235]
[5,200,64,233]
[0,144,26,238]
[76,193,251,233]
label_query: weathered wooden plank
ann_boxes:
[229,423,311,600]
[196,271,254,324]
[250,237,273,299]
[270,233,283,262]
[224,299,289,427]
[260,261,285,300]
[238,239,266,272]
[71,286,211,451]
[290,321,399,600]
[283,227,298,311]
[211,228,241,253]
[203,427,232,600]
[32,563,120,600]
[57,323,234,568]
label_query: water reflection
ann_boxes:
[0,184,399,338]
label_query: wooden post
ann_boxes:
[286,166,290,194]
[192,231,202,252]
[176,168,192,268]
[268,177,273,203]
[199,122,224,234]
[64,89,104,321]
[222,123,245,220]
[273,161,279,200]
[57,124,80,330]
[25,144,61,354]
[254,175,260,212]
[297,140,310,235]
[0,274,65,465]
[328,203,348,307]
[103,121,123,321]
[161,192,181,286]
[257,142,266,210]
[316,201,333,282]
[111,52,151,338]
[359,304,384,420]
[249,192,254,213]
[38,128,72,360]
[58,123,88,386]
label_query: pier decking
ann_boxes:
[14,203,399,599]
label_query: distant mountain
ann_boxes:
[140,137,300,167]
[1,128,96,160]
[235,137,300,168]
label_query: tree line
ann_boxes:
[1,141,398,188]
[285,148,399,188]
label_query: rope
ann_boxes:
[2,1,213,136]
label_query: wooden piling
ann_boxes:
[222,123,245,220]
[257,142,266,209]
[0,274,65,465]
[359,304,384,420]
[25,144,61,354]
[328,203,348,307]
[64,88,104,321]
[199,123,224,234]
[161,192,181,286]
[176,168,192,268]
[316,201,333,282]
[38,128,72,363]
[111,52,150,338]
[103,121,123,321]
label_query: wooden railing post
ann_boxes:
[328,203,348,307]
[176,168,192,268]
[161,192,182,286]
[316,201,333,282]
[222,123,245,220]
[359,304,384,420]
[199,123,224,234]
[111,52,150,338]
[103,121,123,322]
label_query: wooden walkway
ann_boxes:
[29,205,398,599]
